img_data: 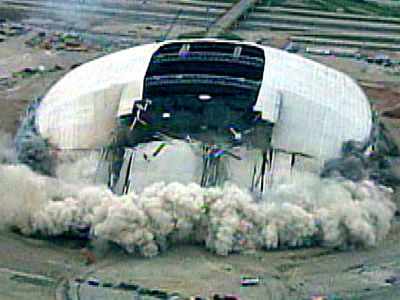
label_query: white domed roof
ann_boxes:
[36,39,371,166]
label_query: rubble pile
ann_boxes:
[14,105,55,175]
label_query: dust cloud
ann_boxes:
[0,131,397,257]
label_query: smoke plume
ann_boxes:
[0,130,16,163]
[0,132,397,257]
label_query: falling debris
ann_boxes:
[151,142,167,157]
[321,140,400,187]
[14,107,55,175]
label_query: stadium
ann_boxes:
[27,38,374,194]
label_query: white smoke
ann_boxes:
[55,151,109,185]
[0,132,397,257]
[265,173,395,249]
[203,174,395,255]
[0,164,48,231]
[0,130,16,163]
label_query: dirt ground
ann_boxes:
[1,1,400,299]
[1,220,400,299]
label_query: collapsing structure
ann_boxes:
[33,39,372,194]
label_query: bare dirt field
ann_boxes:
[1,1,400,299]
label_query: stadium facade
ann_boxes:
[34,39,372,193]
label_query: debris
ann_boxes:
[130,99,152,130]
[184,135,194,143]
[210,149,225,158]
[229,127,242,140]
[14,110,55,175]
[152,142,167,157]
